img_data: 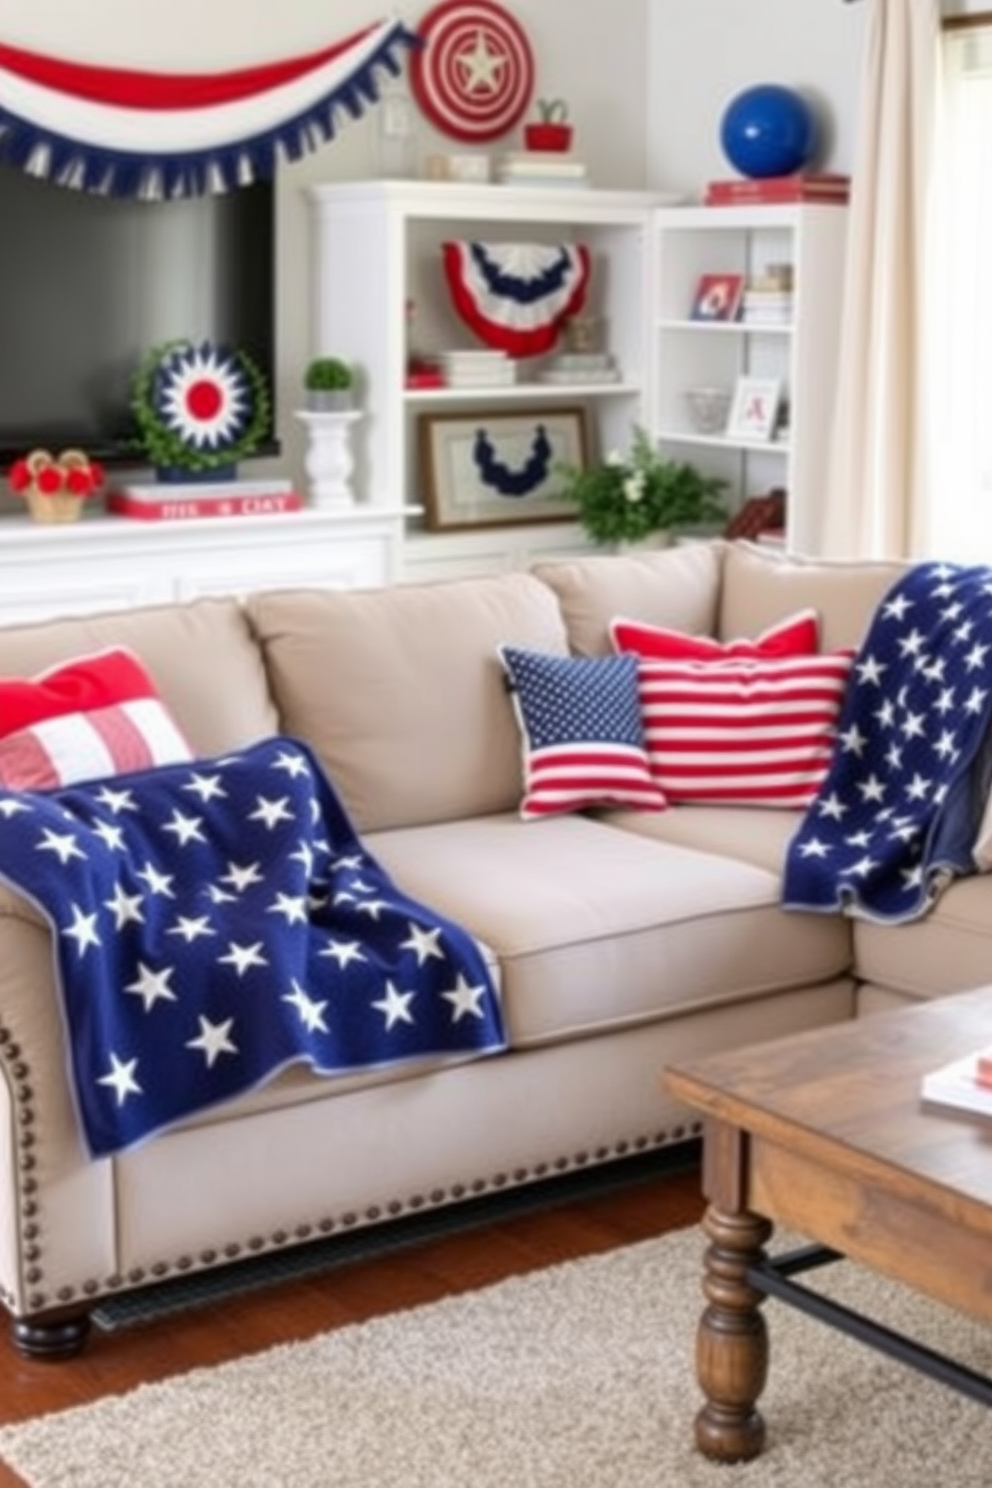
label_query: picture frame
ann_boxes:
[690,272,745,323]
[418,407,589,531]
[726,376,782,442]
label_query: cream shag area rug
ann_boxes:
[2,1225,991,1488]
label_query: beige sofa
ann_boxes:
[0,538,988,1358]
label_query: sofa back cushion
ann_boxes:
[0,599,277,760]
[246,573,569,832]
[531,543,724,657]
[719,541,910,653]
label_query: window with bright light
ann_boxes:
[927,25,992,559]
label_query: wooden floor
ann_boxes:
[0,1150,704,1487]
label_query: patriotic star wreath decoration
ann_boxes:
[409,0,534,144]
[442,239,591,357]
[131,339,272,474]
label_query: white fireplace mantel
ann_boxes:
[0,505,413,627]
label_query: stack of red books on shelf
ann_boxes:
[107,478,303,522]
[704,172,851,207]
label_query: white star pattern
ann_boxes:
[219,941,268,977]
[104,884,145,930]
[125,963,177,1012]
[442,974,490,1022]
[162,810,206,846]
[187,1016,238,1066]
[400,923,445,965]
[282,980,329,1034]
[455,29,508,94]
[372,980,416,1029]
[38,828,85,864]
[136,863,175,897]
[786,562,992,921]
[319,939,366,969]
[0,738,503,1156]
[168,915,215,943]
[62,904,101,956]
[250,796,294,830]
[98,1053,141,1106]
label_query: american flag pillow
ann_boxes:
[0,648,192,791]
[498,645,668,819]
[635,650,854,807]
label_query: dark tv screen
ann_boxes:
[0,166,276,469]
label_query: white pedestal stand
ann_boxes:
[296,409,363,509]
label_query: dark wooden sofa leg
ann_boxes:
[12,1309,91,1360]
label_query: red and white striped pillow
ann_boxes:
[610,609,821,662]
[634,650,854,807]
[0,648,192,792]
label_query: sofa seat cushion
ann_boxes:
[247,574,567,833]
[365,813,852,1048]
[854,875,992,1001]
[600,802,802,877]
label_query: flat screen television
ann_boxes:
[0,165,277,470]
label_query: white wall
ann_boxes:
[2,0,864,493]
[646,0,866,194]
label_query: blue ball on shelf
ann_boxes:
[720,85,817,179]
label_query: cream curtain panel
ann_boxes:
[927,22,992,561]
[819,0,940,559]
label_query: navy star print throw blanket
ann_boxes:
[0,737,505,1157]
[784,561,992,924]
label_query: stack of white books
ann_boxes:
[537,350,620,386]
[740,289,794,326]
[496,152,589,188]
[436,350,517,387]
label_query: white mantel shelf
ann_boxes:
[0,506,416,627]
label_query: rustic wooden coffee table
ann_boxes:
[665,986,992,1462]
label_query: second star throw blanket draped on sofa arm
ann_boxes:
[783,561,992,924]
[0,736,505,1157]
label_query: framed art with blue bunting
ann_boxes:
[418,406,588,530]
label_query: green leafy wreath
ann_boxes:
[130,338,272,474]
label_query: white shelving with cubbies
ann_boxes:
[307,180,680,579]
[650,202,848,555]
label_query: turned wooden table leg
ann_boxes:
[694,1202,773,1462]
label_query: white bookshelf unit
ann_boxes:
[651,202,849,555]
[307,180,680,580]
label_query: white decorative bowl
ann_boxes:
[684,386,732,435]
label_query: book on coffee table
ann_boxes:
[921,1049,992,1119]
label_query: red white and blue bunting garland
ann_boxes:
[442,239,591,357]
[0,20,421,198]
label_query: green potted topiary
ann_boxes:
[304,356,355,412]
[523,99,573,153]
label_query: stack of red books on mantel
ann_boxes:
[107,478,303,521]
[704,172,851,207]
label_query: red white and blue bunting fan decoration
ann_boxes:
[410,0,534,143]
[442,239,591,357]
[132,340,271,474]
[0,20,421,198]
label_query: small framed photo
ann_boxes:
[726,376,782,442]
[690,272,744,323]
[418,406,589,531]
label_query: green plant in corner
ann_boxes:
[130,338,271,474]
[557,425,728,546]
